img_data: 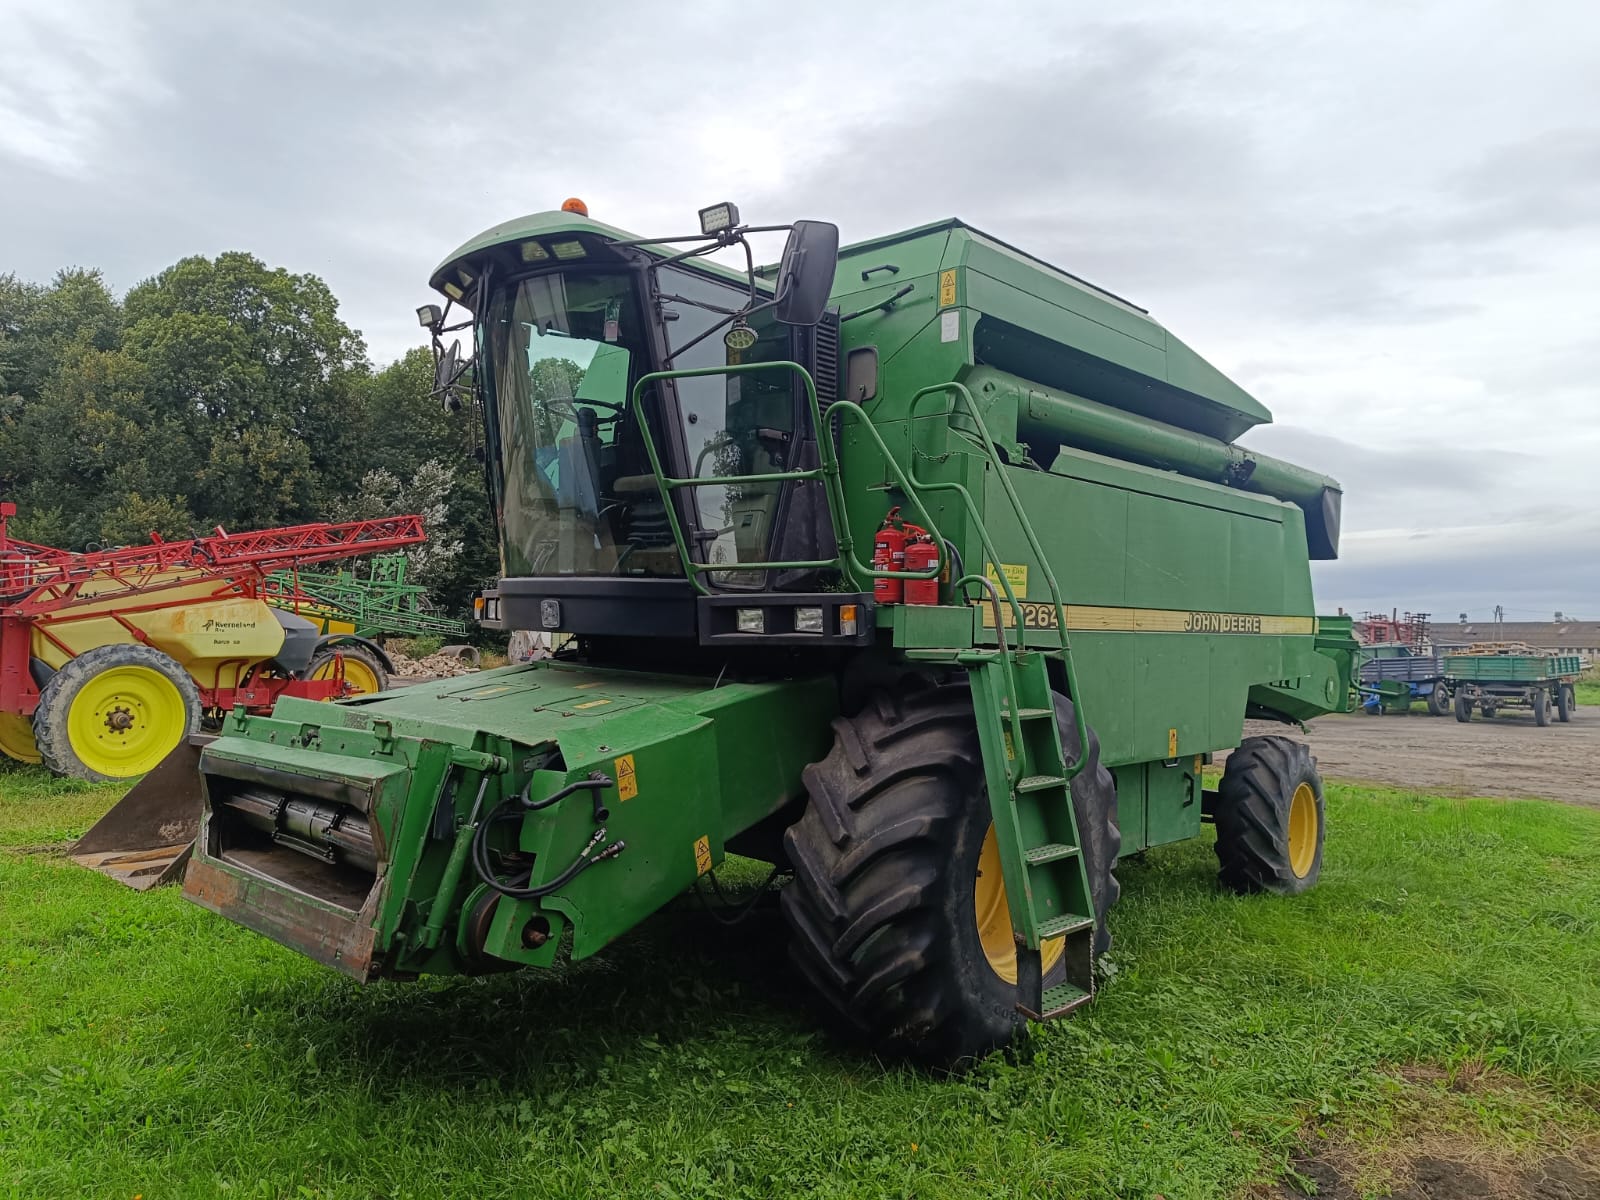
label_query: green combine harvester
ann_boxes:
[137,201,1354,1067]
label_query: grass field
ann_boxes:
[3,764,1598,1199]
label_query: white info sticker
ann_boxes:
[939,309,960,343]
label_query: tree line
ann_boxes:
[0,254,497,614]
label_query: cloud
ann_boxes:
[0,3,169,177]
[3,0,1598,619]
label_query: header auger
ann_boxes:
[149,201,1352,1068]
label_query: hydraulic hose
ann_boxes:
[469,776,624,901]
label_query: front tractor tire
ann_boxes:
[780,682,1119,1069]
[1214,736,1325,895]
[33,644,202,782]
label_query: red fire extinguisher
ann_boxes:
[903,535,941,606]
[873,507,928,605]
[872,508,909,604]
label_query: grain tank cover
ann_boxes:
[832,220,1272,443]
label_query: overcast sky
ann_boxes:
[4,0,1597,620]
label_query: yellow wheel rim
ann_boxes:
[0,711,41,764]
[975,823,1066,985]
[1287,781,1319,878]
[310,655,382,696]
[65,665,187,778]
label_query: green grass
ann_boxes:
[2,767,1598,1199]
[1573,666,1600,707]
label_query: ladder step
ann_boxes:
[1016,774,1066,794]
[1037,913,1095,939]
[1024,842,1079,866]
[1004,706,1054,722]
[1036,981,1093,1021]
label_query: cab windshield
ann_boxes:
[482,268,795,581]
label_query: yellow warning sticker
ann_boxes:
[574,698,611,710]
[693,834,713,876]
[985,562,1029,599]
[938,268,957,307]
[573,682,602,689]
[1003,730,1016,761]
[1168,727,1179,757]
[615,754,638,801]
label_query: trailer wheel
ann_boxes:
[1533,688,1551,727]
[780,682,1119,1069]
[307,645,388,696]
[1453,691,1473,722]
[1556,684,1573,723]
[1214,736,1324,896]
[1427,683,1451,717]
[33,644,202,782]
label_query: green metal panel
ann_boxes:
[1143,760,1204,849]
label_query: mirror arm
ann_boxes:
[608,231,723,249]
[741,236,758,308]
[662,295,780,366]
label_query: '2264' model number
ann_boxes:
[977,601,1059,629]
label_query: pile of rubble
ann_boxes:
[387,644,482,679]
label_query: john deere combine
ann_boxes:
[170,202,1354,1066]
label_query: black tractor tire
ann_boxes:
[780,682,1119,1069]
[1533,688,1551,727]
[306,645,388,696]
[1454,691,1473,722]
[1557,684,1574,723]
[1427,683,1451,717]
[33,643,202,783]
[1214,736,1325,896]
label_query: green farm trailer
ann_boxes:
[131,202,1354,1067]
[1448,653,1582,726]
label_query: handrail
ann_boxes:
[630,361,945,595]
[907,382,1089,778]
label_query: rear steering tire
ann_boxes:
[33,644,202,782]
[780,681,1119,1069]
[1214,736,1325,895]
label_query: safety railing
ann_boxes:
[907,381,1089,778]
[629,361,945,595]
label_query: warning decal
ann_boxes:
[615,754,638,801]
[938,268,957,307]
[694,835,713,876]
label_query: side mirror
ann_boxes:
[773,220,839,326]
[433,338,473,411]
